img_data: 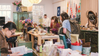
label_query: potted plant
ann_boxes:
[12,1,22,12]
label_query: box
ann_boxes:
[21,7,27,12]
[71,45,82,52]
[21,6,32,12]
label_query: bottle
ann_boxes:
[36,45,42,53]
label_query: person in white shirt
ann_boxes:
[42,14,51,32]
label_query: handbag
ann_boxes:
[58,27,71,39]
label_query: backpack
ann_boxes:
[58,20,80,37]
[69,20,80,34]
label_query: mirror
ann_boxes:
[86,11,97,27]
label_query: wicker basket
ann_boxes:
[21,6,27,12]
[21,6,32,12]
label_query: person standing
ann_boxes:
[60,12,71,38]
[42,14,51,32]
[60,12,71,48]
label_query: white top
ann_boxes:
[42,17,51,27]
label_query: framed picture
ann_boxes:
[57,6,60,16]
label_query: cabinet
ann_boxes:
[79,30,98,52]
[13,12,32,31]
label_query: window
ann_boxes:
[0,5,12,23]
[32,5,44,24]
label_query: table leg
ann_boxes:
[50,39,53,41]
[31,35,34,49]
[57,38,60,42]
[27,33,29,41]
[38,36,42,45]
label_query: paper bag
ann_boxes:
[71,34,79,45]
[71,34,79,43]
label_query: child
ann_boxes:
[27,23,33,41]
[27,23,33,31]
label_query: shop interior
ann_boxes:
[0,0,98,56]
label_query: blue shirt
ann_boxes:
[62,20,71,38]
[62,20,71,32]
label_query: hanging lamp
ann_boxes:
[22,0,33,7]
[28,0,42,4]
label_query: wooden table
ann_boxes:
[27,32,60,49]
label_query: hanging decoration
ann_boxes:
[67,0,81,18]
[70,0,73,18]
[67,1,69,13]
[22,0,33,7]
[28,0,42,4]
[75,4,77,17]
[76,2,81,16]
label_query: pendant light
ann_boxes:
[22,0,33,7]
[28,0,42,4]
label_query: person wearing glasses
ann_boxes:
[0,22,23,56]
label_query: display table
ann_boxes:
[27,32,60,49]
[79,30,98,52]
[32,49,59,56]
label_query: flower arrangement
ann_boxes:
[20,19,33,28]
[12,1,22,7]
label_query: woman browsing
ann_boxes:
[50,16,61,34]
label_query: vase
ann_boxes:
[16,6,21,12]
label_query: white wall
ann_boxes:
[34,0,53,19]
[53,0,80,16]
[0,0,53,22]
[0,0,81,22]
[53,0,67,16]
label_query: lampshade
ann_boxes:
[22,0,33,7]
[28,0,42,4]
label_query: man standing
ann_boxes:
[42,14,50,32]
